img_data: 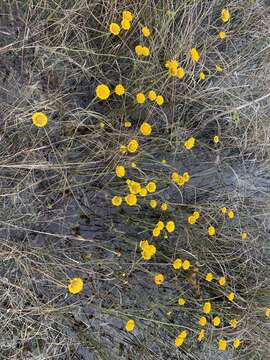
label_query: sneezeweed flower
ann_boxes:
[142,244,156,260]
[218,339,227,351]
[148,90,157,101]
[205,272,213,282]
[115,165,125,177]
[109,22,120,35]
[219,31,226,40]
[190,48,200,62]
[140,240,149,250]
[265,308,270,317]
[121,19,131,30]
[230,319,238,328]
[193,211,200,220]
[203,301,211,314]
[183,172,190,182]
[96,84,110,100]
[150,199,157,208]
[139,187,148,197]
[152,227,161,237]
[221,8,231,23]
[128,180,141,194]
[228,209,235,219]
[227,292,235,302]
[213,135,219,143]
[216,64,223,72]
[166,221,175,233]
[115,84,125,96]
[219,276,226,286]
[127,139,139,153]
[178,297,185,306]
[241,231,247,240]
[221,207,227,214]
[199,71,206,81]
[136,92,146,104]
[208,226,215,236]
[171,171,180,182]
[212,316,221,327]
[141,46,150,56]
[112,195,122,207]
[165,59,179,69]
[198,329,205,342]
[125,319,135,332]
[182,259,190,270]
[32,112,48,127]
[156,95,164,106]
[156,220,165,230]
[135,45,144,56]
[172,258,182,270]
[154,273,164,285]
[161,202,168,211]
[184,136,195,149]
[198,316,207,326]
[188,215,196,225]
[146,181,156,193]
[233,338,241,349]
[124,120,132,128]
[125,194,137,206]
[142,26,151,37]
[140,122,152,136]
[119,144,127,154]
[177,67,186,79]
[175,331,188,347]
[68,277,84,294]
[122,10,133,22]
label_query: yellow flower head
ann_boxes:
[218,339,227,351]
[208,226,215,236]
[140,240,149,250]
[115,84,125,96]
[119,144,127,154]
[154,273,164,285]
[121,19,131,30]
[122,10,133,22]
[166,220,175,233]
[190,48,200,62]
[221,8,231,23]
[233,338,241,349]
[175,336,184,347]
[227,292,235,302]
[184,137,195,149]
[124,120,132,128]
[198,316,207,326]
[142,244,156,260]
[135,45,144,56]
[125,319,135,332]
[182,259,190,270]
[178,297,185,306]
[241,231,247,240]
[218,276,226,286]
[230,319,238,328]
[131,161,136,168]
[32,112,48,128]
[155,95,164,106]
[156,220,164,230]
[139,187,148,197]
[141,46,150,57]
[221,207,227,214]
[127,139,139,153]
[193,211,200,220]
[152,227,161,237]
[213,135,219,143]
[150,199,157,208]
[228,209,235,219]
[142,26,151,37]
[109,22,120,35]
[212,316,221,327]
[128,180,141,194]
[219,31,226,40]
[125,193,137,206]
[198,329,205,342]
[161,202,168,211]
[146,181,156,193]
[183,172,190,182]
[188,215,196,225]
[165,59,179,69]
[172,258,182,270]
[203,301,211,314]
[215,64,223,72]
[265,308,270,317]
[96,84,110,100]
[205,272,213,282]
[199,71,206,81]
[68,277,84,294]
[177,67,186,79]
[112,195,122,207]
[140,122,152,136]
[171,172,180,182]
[148,90,157,101]
[136,92,146,104]
[115,165,125,177]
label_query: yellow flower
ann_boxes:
[135,45,144,56]
[115,84,125,96]
[182,259,190,270]
[203,301,211,314]
[177,67,186,79]
[205,272,213,282]
[172,258,182,270]
[140,122,152,136]
[199,71,206,81]
[119,144,127,154]
[156,95,164,106]
[142,26,151,37]
[124,120,132,128]
[179,330,188,339]
[241,231,247,240]
[140,240,149,250]
[161,202,168,211]
[115,165,125,177]
[112,196,122,206]
[198,329,205,342]
[221,207,227,214]
[128,180,141,194]
[136,92,146,104]
[122,10,133,22]
[131,162,136,168]
[221,8,231,23]
[218,339,227,351]
[125,194,137,206]
[215,64,223,72]
[121,19,131,30]
[157,221,165,230]
[171,172,180,182]
[265,308,270,317]
[32,112,48,128]
[228,209,235,219]
[219,31,226,40]
[175,336,184,347]
[96,84,110,100]
[125,319,135,332]
[146,181,156,193]
[188,215,196,225]
[154,273,164,285]
[230,319,238,328]
[193,211,200,220]
[233,338,241,349]
[183,172,190,182]
[166,221,175,233]
[152,227,161,237]
[227,292,235,302]
[148,90,157,101]
[165,59,179,69]
[169,67,178,76]
[109,22,120,35]
[198,316,207,327]
[178,297,185,306]
[218,276,226,286]
[142,244,156,260]
[190,48,200,62]
[208,226,215,236]
[127,139,139,153]
[68,277,84,294]
[150,199,157,208]
[139,187,148,197]
[213,135,219,143]
[212,316,221,327]
[184,137,195,149]
[141,46,150,57]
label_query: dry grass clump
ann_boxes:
[0,0,270,359]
